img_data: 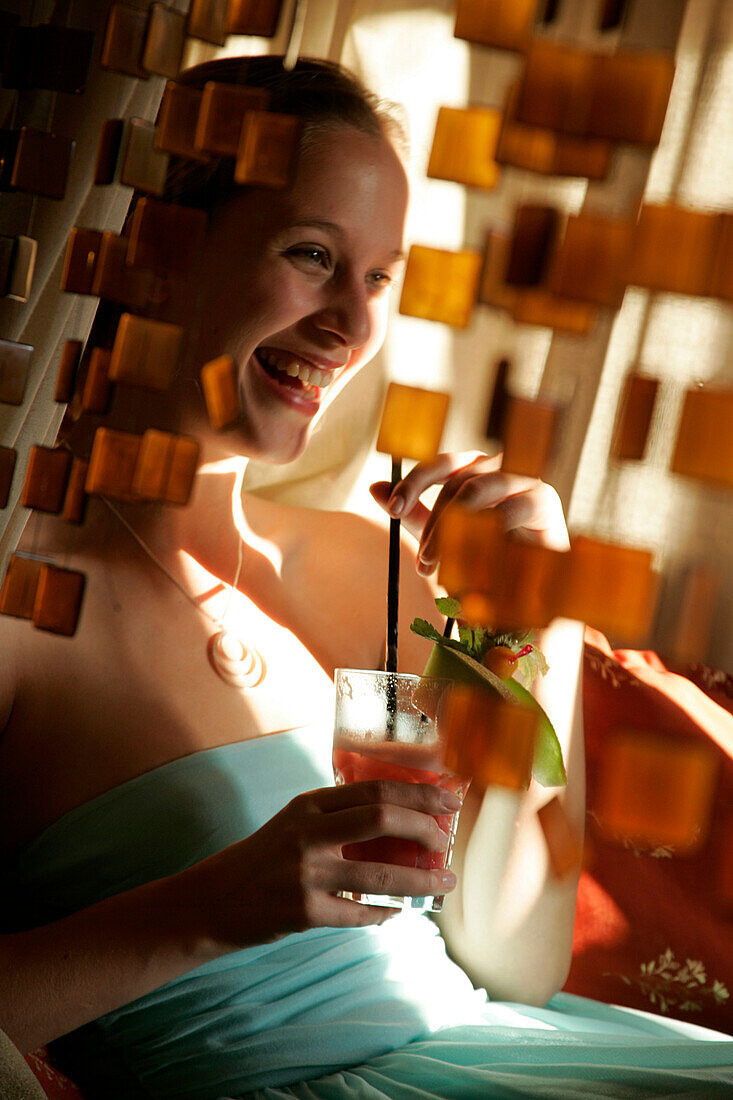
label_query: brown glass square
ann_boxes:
[21,446,72,513]
[11,127,73,201]
[610,374,659,461]
[81,348,113,415]
[399,245,482,328]
[60,228,102,296]
[376,383,450,462]
[94,119,125,184]
[235,111,301,188]
[33,565,86,636]
[54,340,83,403]
[454,0,536,52]
[127,197,207,275]
[101,3,149,78]
[62,458,89,524]
[0,446,17,508]
[0,338,33,405]
[7,236,37,303]
[195,82,270,157]
[201,354,239,429]
[141,3,186,79]
[86,427,142,500]
[226,0,283,37]
[109,313,183,391]
[501,396,558,479]
[119,119,169,196]
[0,554,43,620]
[91,232,155,310]
[505,205,561,287]
[155,82,208,161]
[187,0,228,45]
[550,212,634,308]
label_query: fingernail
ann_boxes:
[388,493,404,516]
[435,828,450,851]
[440,870,457,889]
[439,790,462,811]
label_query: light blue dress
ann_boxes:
[13,725,733,1099]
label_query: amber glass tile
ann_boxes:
[454,0,536,51]
[226,0,282,35]
[101,3,149,78]
[10,127,73,201]
[201,354,239,429]
[477,231,519,312]
[132,428,198,504]
[0,338,33,405]
[627,204,719,297]
[187,0,228,45]
[557,535,657,644]
[550,213,634,308]
[119,118,169,196]
[91,232,155,310]
[589,50,674,146]
[32,565,85,637]
[60,228,102,296]
[443,687,537,792]
[505,205,561,287]
[94,118,125,184]
[62,458,89,524]
[54,340,83,404]
[427,106,501,190]
[0,554,43,619]
[376,383,450,462]
[195,81,270,157]
[515,41,594,136]
[0,446,16,508]
[437,504,504,599]
[155,82,208,161]
[501,396,558,479]
[610,373,659,461]
[7,235,37,303]
[141,3,186,79]
[711,212,733,302]
[537,796,583,877]
[81,348,113,415]
[485,356,511,441]
[165,435,199,505]
[86,427,142,500]
[109,313,183,391]
[510,289,597,335]
[670,566,718,667]
[670,386,733,491]
[235,110,301,188]
[21,446,72,513]
[594,728,718,855]
[399,244,482,328]
[127,197,207,275]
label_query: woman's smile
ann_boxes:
[250,345,341,417]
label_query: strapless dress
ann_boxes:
[11,725,733,1099]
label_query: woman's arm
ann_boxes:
[372,453,585,1004]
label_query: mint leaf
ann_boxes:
[410,617,445,644]
[435,596,461,618]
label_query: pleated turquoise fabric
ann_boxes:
[13,727,733,1099]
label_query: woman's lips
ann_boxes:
[251,348,325,416]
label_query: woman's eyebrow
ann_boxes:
[286,219,405,261]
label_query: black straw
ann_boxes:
[385,456,402,674]
[443,617,455,638]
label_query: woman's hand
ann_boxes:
[186,781,461,951]
[370,451,570,574]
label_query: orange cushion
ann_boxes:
[25,1048,85,1098]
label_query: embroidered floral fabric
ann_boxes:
[564,628,733,1035]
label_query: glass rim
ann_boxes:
[334,668,453,685]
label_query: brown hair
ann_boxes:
[163,55,408,210]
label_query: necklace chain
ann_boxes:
[101,497,265,689]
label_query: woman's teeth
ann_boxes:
[260,350,329,388]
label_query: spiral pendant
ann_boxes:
[207,629,266,689]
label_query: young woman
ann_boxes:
[0,57,730,1099]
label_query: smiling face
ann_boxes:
[191,125,409,464]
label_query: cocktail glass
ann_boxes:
[332,668,470,913]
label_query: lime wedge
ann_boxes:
[424,643,566,787]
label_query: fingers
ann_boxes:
[332,860,456,904]
[319,804,451,852]
[311,780,462,816]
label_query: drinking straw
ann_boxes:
[386,456,402,674]
[443,617,455,639]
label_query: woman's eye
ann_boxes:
[286,246,331,270]
[368,271,393,292]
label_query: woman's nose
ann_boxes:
[313,274,372,350]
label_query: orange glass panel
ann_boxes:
[550,213,634,308]
[589,51,674,146]
[54,340,83,404]
[557,535,658,644]
[187,0,228,45]
[132,429,199,505]
[0,554,43,619]
[505,205,561,287]
[594,728,718,855]
[627,204,720,297]
[515,41,594,136]
[0,337,32,405]
[375,383,450,462]
[141,3,186,79]
[109,313,183,391]
[510,288,597,335]
[437,504,504,599]
[86,427,142,501]
[32,565,86,637]
[60,227,102,295]
[477,231,518,311]
[7,234,36,303]
[454,0,537,52]
[711,212,733,302]
[201,354,239,430]
[537,796,583,877]
[0,446,16,508]
[501,396,558,479]
[226,0,282,36]
[119,118,169,196]
[20,446,71,513]
[100,3,149,78]
[195,81,270,157]
[94,118,124,184]
[127,197,207,275]
[81,348,113,415]
[10,126,72,201]
[427,106,501,190]
[234,110,301,187]
[442,686,537,792]
[62,458,89,524]
[399,244,482,328]
[155,81,208,161]
[91,232,155,310]
[610,373,659,461]
[670,566,718,667]
[671,386,733,491]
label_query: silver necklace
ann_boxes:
[102,498,266,689]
